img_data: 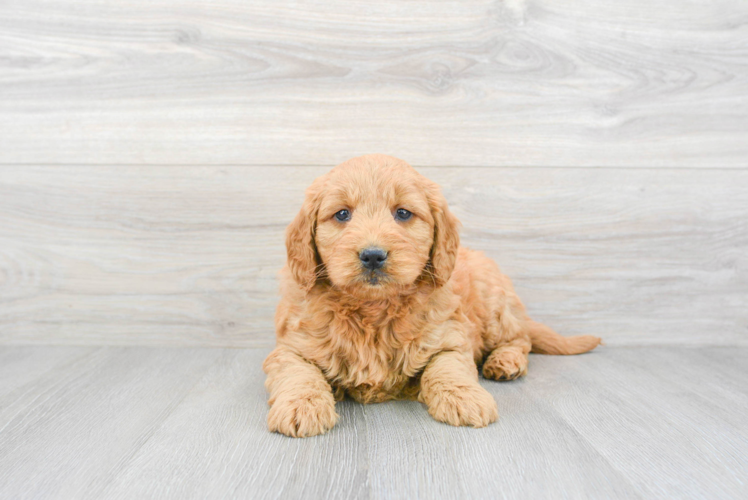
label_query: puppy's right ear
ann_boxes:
[286,179,323,291]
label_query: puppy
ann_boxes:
[263,154,601,437]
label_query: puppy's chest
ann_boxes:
[318,315,435,402]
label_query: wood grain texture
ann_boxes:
[1,166,746,347]
[527,350,748,498]
[363,390,641,499]
[100,349,369,500]
[0,0,747,167]
[0,346,96,399]
[0,347,222,499]
[0,346,746,499]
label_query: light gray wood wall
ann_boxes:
[1,0,746,347]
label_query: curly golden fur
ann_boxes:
[263,154,601,437]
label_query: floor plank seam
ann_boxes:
[94,349,228,498]
[527,389,645,497]
[0,346,105,437]
[360,403,372,500]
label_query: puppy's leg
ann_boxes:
[481,288,532,381]
[262,347,338,438]
[419,350,498,428]
[482,337,531,381]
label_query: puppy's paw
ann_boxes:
[482,348,528,381]
[425,384,498,428]
[267,391,338,438]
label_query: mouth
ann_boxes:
[362,269,387,286]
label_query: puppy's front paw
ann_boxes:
[267,391,338,438]
[424,384,498,428]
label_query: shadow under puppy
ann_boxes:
[264,154,601,437]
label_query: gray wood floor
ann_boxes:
[1,346,746,499]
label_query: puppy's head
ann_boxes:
[286,154,460,297]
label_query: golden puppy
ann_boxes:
[263,154,601,437]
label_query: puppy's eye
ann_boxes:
[334,209,351,222]
[395,208,412,221]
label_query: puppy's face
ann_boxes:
[286,155,460,297]
[315,165,434,293]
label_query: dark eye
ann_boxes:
[395,208,412,221]
[334,209,351,222]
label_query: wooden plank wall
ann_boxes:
[1,0,746,347]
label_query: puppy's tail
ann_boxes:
[528,320,601,355]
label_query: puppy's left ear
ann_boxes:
[426,182,461,287]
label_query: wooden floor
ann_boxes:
[1,346,746,499]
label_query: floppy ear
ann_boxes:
[286,180,324,291]
[426,182,461,287]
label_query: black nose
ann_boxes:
[359,247,388,270]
